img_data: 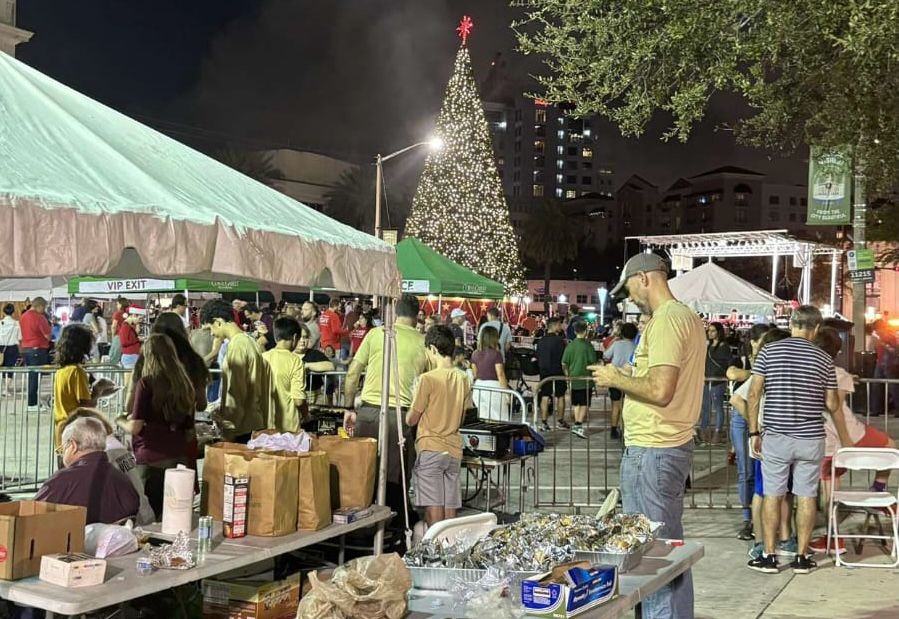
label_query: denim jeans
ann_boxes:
[699,382,726,431]
[730,413,754,521]
[620,442,694,619]
[22,348,49,407]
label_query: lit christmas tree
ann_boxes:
[405,16,525,293]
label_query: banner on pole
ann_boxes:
[807,146,852,225]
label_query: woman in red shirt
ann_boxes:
[118,312,142,368]
[117,334,196,520]
[349,313,372,357]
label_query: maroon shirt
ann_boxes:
[35,451,139,524]
[131,377,193,464]
[472,349,504,381]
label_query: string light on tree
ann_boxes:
[405,16,525,293]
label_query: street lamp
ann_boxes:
[374,137,444,239]
[597,286,608,326]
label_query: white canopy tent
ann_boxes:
[0,277,68,302]
[0,53,398,296]
[667,262,787,316]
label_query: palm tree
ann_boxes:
[213,148,282,186]
[519,199,583,314]
[324,166,411,233]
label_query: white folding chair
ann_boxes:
[827,447,899,568]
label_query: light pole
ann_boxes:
[374,137,444,239]
[597,286,608,326]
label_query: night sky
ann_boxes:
[17,0,808,194]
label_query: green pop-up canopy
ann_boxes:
[396,237,505,299]
[68,276,259,295]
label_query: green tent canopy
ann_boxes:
[396,238,505,299]
[68,276,259,295]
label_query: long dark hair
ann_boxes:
[56,324,94,367]
[133,312,208,390]
[138,334,196,425]
[708,322,726,347]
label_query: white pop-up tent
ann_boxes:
[0,53,398,297]
[0,277,68,302]
[668,261,786,316]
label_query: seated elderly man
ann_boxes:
[35,416,140,524]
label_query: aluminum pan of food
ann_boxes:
[409,566,539,591]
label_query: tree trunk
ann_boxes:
[543,261,552,316]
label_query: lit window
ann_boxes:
[582,147,593,158]
[557,130,565,140]
[555,188,563,198]
[532,184,544,197]
[565,189,577,199]
[556,159,564,170]
[556,173,564,184]
[534,140,545,154]
[535,109,546,124]
[557,145,564,155]
[583,128,591,137]
[558,117,564,125]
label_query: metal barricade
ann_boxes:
[689,378,737,509]
[471,384,533,426]
[305,370,353,407]
[531,375,614,511]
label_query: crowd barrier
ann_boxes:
[470,383,534,426]
[525,375,899,512]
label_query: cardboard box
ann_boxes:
[0,501,87,581]
[521,565,618,618]
[202,572,301,619]
[39,553,106,588]
[223,473,249,539]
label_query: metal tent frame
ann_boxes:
[626,229,842,307]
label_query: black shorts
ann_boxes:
[609,388,623,402]
[539,378,568,398]
[571,388,591,407]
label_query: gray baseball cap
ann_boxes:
[610,253,668,299]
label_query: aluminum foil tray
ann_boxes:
[573,539,652,573]
[409,566,538,591]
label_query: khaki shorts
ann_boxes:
[413,451,462,509]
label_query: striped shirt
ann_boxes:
[752,337,837,439]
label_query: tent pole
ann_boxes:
[771,252,779,296]
[802,248,812,305]
[830,250,838,314]
[255,291,260,307]
[373,296,394,555]
[438,294,442,315]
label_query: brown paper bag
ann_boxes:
[297,451,332,531]
[316,436,378,510]
[222,451,299,537]
[203,442,251,520]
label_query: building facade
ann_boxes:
[525,279,608,316]
[262,149,356,211]
[0,0,32,57]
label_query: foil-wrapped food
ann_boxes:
[404,512,656,572]
[144,531,196,570]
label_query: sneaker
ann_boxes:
[571,425,587,439]
[610,427,621,440]
[538,422,551,433]
[737,520,754,541]
[747,554,779,573]
[558,419,571,430]
[777,536,798,557]
[790,554,817,574]
[748,542,764,561]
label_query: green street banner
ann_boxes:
[847,249,876,283]
[807,146,851,225]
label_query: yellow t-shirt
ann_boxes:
[623,300,705,448]
[411,368,472,460]
[53,365,91,446]
[222,333,271,438]
[262,348,306,433]
[350,324,428,408]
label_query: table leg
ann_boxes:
[339,534,346,565]
[519,458,526,514]
[485,465,491,513]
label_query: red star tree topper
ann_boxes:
[456,15,473,44]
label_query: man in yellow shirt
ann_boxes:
[262,316,307,432]
[593,253,704,619]
[344,295,428,522]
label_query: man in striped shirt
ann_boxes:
[746,305,850,574]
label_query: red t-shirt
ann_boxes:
[130,377,192,464]
[118,323,141,354]
[319,310,345,350]
[350,326,370,355]
[20,309,51,349]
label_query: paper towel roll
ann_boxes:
[162,464,196,535]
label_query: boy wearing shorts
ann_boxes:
[407,325,473,526]
[809,327,896,554]
[562,320,597,439]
